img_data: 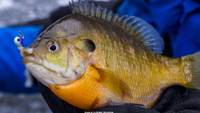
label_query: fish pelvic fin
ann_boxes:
[181,51,200,90]
[69,0,164,54]
[93,66,132,99]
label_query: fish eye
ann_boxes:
[47,41,59,52]
[14,36,21,47]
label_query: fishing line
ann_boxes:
[0,1,16,27]
[0,1,24,38]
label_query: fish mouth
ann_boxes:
[23,56,37,65]
[21,48,53,86]
[22,48,42,65]
[21,47,87,86]
[25,62,74,86]
[22,49,74,86]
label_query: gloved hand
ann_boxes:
[38,82,200,113]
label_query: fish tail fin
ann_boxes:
[181,51,200,90]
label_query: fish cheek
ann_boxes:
[32,45,47,59]
[41,39,68,68]
[45,49,68,68]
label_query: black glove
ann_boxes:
[38,82,200,113]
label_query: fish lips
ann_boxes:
[23,56,37,65]
[22,48,42,65]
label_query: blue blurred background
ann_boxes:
[0,26,41,93]
[117,0,200,58]
[0,0,200,113]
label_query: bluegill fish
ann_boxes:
[17,0,200,111]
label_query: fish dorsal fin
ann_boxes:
[69,0,164,54]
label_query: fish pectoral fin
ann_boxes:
[94,67,132,98]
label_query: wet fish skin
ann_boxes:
[18,0,200,111]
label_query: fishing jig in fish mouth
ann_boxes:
[15,0,200,111]
[14,30,24,48]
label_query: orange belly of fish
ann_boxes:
[48,66,112,110]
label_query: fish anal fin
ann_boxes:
[94,67,132,99]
